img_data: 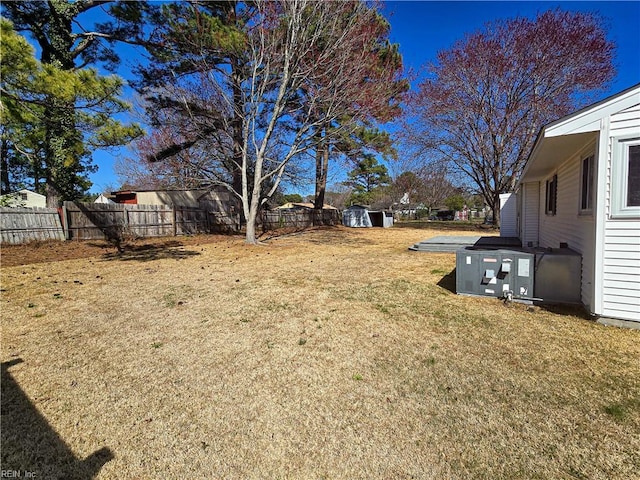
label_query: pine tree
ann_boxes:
[2,2,141,205]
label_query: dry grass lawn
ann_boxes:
[1,225,639,479]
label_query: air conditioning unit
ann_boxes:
[456,242,582,304]
[456,248,535,300]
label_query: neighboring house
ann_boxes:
[518,83,640,324]
[0,189,46,208]
[111,188,238,213]
[94,193,115,204]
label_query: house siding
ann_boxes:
[499,193,518,236]
[136,191,201,207]
[538,143,596,309]
[609,104,640,132]
[600,105,640,321]
[121,189,236,211]
[0,190,46,208]
[520,182,539,246]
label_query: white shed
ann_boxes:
[518,83,640,325]
[343,205,372,227]
[94,193,115,204]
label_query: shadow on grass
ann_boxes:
[536,303,593,320]
[259,226,311,242]
[263,226,376,246]
[1,359,113,479]
[437,268,457,294]
[434,270,594,321]
[101,241,201,262]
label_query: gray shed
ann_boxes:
[343,205,373,227]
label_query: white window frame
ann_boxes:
[579,154,595,214]
[611,135,640,218]
[545,174,557,216]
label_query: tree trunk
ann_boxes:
[245,209,258,244]
[492,193,501,228]
[244,198,261,244]
[244,165,263,244]
[230,56,245,218]
[45,179,60,208]
[314,127,330,222]
[1,138,10,195]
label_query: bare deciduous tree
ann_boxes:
[389,164,458,215]
[134,0,406,243]
[402,10,615,226]
[115,133,208,191]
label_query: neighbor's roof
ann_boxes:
[3,189,46,198]
[345,204,370,210]
[277,202,338,210]
[520,83,640,183]
[110,187,223,195]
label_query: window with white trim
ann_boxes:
[628,145,640,206]
[611,136,640,217]
[580,154,594,212]
[545,174,557,215]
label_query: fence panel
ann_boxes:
[64,202,173,240]
[314,209,340,226]
[174,206,240,234]
[261,209,339,230]
[175,207,208,235]
[2,203,333,244]
[0,207,65,244]
[207,211,240,233]
[126,204,174,237]
[65,202,125,240]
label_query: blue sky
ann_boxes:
[87,1,640,193]
[383,1,640,93]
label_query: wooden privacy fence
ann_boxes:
[64,202,241,240]
[64,202,174,240]
[174,206,240,235]
[261,209,340,231]
[0,207,65,244]
[1,203,340,244]
[0,202,240,244]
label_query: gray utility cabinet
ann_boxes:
[533,248,582,304]
[455,245,582,304]
[456,248,535,300]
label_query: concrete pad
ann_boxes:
[409,236,481,252]
[597,317,640,330]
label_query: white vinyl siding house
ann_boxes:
[0,189,46,208]
[599,103,640,321]
[534,141,597,310]
[519,84,640,324]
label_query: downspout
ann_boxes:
[592,117,609,316]
[536,182,540,248]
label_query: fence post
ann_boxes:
[60,202,70,240]
[204,207,211,233]
[123,204,130,229]
[172,206,177,237]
